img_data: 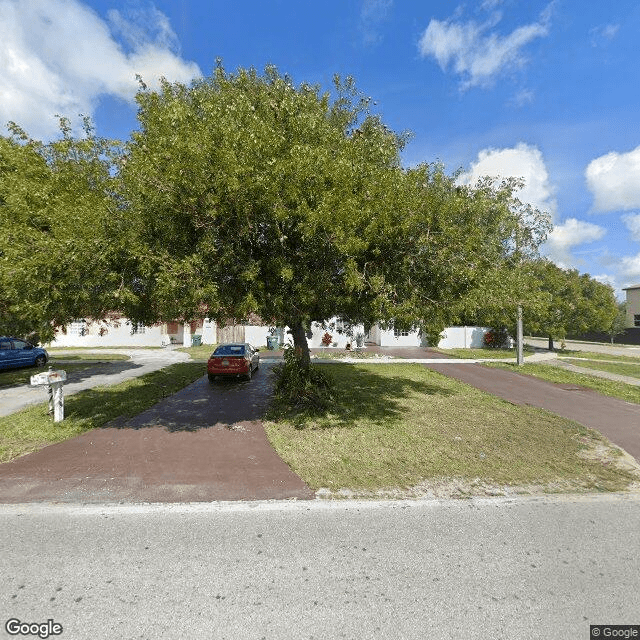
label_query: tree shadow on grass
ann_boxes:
[0,360,143,391]
[267,363,457,430]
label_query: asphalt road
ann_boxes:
[2,494,639,640]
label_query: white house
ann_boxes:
[47,315,217,348]
[49,313,492,350]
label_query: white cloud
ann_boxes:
[585,146,640,212]
[623,213,640,242]
[545,218,606,267]
[459,143,557,215]
[418,4,551,88]
[360,0,393,45]
[589,23,620,47]
[0,0,200,139]
[619,254,640,278]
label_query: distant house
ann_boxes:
[47,314,217,348]
[49,312,491,350]
[623,284,640,328]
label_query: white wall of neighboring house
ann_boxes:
[624,286,640,328]
[48,318,166,347]
[245,325,272,348]
[438,326,492,349]
[201,319,217,344]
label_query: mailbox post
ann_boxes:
[30,367,67,422]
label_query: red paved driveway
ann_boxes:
[0,363,314,503]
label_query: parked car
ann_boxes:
[0,337,49,371]
[207,343,260,382]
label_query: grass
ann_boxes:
[486,362,640,404]
[558,350,640,364]
[46,346,163,351]
[0,363,104,389]
[560,360,640,380]
[177,344,218,361]
[434,347,531,359]
[0,362,205,463]
[263,363,638,495]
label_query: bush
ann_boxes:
[271,345,334,413]
[483,327,509,348]
[321,332,333,346]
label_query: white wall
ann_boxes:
[307,320,365,348]
[200,319,217,344]
[245,325,272,348]
[438,326,491,349]
[49,318,165,347]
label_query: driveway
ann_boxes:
[0,362,314,503]
[0,348,191,417]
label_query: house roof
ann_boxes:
[623,284,640,291]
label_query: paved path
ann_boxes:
[423,360,640,463]
[0,348,191,417]
[0,362,313,503]
[549,358,640,386]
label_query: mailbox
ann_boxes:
[30,368,67,422]
[30,370,67,386]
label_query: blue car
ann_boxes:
[0,337,49,371]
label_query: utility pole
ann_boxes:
[517,304,524,365]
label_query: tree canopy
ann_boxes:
[118,64,552,362]
[0,120,122,342]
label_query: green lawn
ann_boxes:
[558,350,640,364]
[0,362,205,463]
[487,362,640,404]
[0,363,104,389]
[264,363,638,496]
[559,359,640,380]
[48,353,129,362]
[177,344,218,361]
[434,347,532,359]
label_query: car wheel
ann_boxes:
[208,373,216,383]
[245,367,252,381]
[35,355,47,367]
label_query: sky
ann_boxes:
[1,0,639,298]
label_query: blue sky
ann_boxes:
[2,0,640,298]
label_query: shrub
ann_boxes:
[271,344,334,413]
[483,327,509,348]
[321,332,333,346]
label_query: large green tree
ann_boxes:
[0,120,123,342]
[524,260,618,350]
[118,65,551,364]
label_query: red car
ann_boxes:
[207,343,260,382]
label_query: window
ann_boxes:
[634,314,640,327]
[69,319,87,336]
[0,340,11,350]
[131,322,145,335]
[394,326,409,337]
[12,340,27,350]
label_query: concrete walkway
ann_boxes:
[0,348,190,417]
[547,358,640,387]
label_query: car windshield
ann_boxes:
[213,345,246,356]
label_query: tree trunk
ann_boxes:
[548,334,554,351]
[289,320,311,368]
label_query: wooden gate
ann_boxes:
[217,324,245,343]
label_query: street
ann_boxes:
[2,494,639,640]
